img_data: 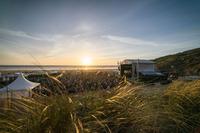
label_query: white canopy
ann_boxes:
[0,73,40,92]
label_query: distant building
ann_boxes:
[119,59,164,81]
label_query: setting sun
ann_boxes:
[81,56,92,65]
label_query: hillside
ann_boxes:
[154,48,200,76]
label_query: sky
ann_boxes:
[0,0,199,65]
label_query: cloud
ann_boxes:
[0,28,41,40]
[0,28,64,60]
[0,28,63,42]
[102,35,158,46]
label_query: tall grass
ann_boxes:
[0,77,200,133]
[0,96,83,133]
[163,80,200,133]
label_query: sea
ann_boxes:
[0,65,118,71]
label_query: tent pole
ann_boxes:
[10,91,13,108]
[137,59,139,81]
[6,87,9,108]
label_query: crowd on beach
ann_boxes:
[30,70,121,94]
[58,70,121,93]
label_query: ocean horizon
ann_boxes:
[0,65,118,71]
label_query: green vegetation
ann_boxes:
[0,80,200,133]
[155,48,200,76]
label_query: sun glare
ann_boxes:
[81,56,92,65]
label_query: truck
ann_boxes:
[118,59,169,83]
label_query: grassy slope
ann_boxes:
[154,48,200,76]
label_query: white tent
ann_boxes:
[0,73,40,98]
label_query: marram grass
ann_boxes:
[0,95,83,133]
[0,79,200,133]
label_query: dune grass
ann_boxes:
[0,79,200,133]
[0,96,83,133]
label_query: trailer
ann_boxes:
[118,59,169,83]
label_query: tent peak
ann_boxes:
[0,73,40,92]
